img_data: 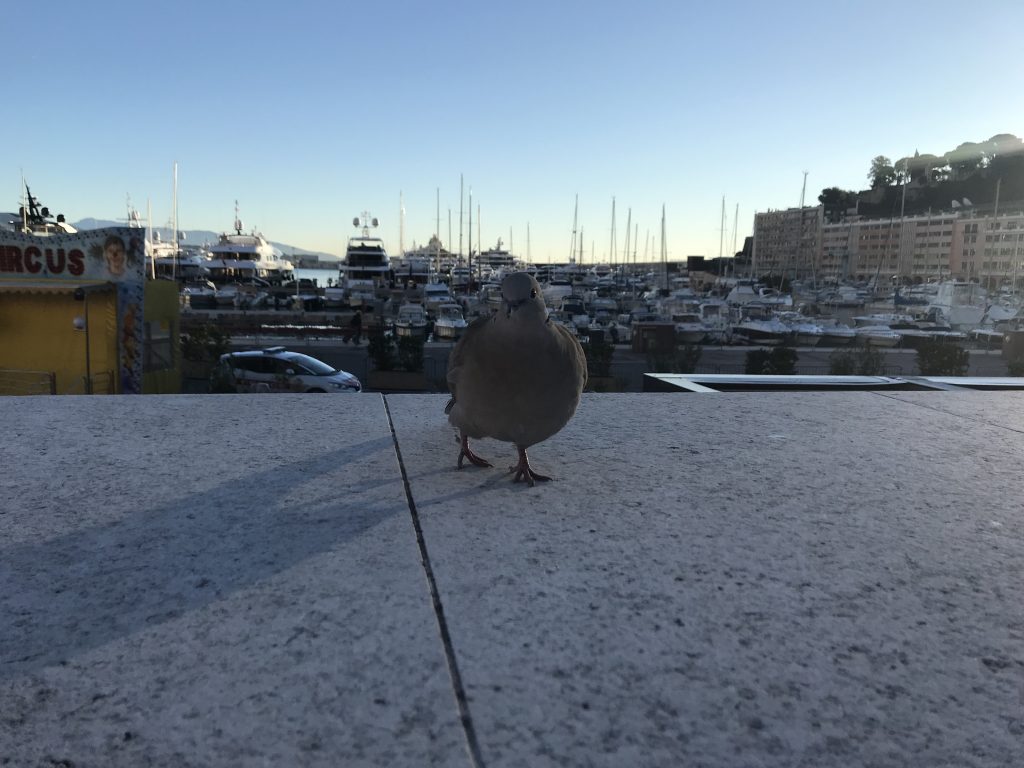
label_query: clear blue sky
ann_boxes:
[5,0,1022,262]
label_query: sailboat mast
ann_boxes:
[527,223,531,262]
[147,198,154,280]
[458,174,464,261]
[732,203,739,256]
[399,191,405,255]
[623,207,632,275]
[797,171,808,279]
[610,196,617,268]
[468,187,473,286]
[171,161,178,280]
[719,196,725,261]
[660,204,667,290]
[569,194,578,264]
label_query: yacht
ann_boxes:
[8,185,78,236]
[854,325,902,347]
[433,302,469,340]
[340,213,391,307]
[422,281,454,316]
[477,239,516,274]
[671,312,708,345]
[777,311,825,347]
[206,203,294,285]
[926,280,1018,329]
[394,302,428,338]
[731,303,791,345]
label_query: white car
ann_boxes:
[219,347,361,393]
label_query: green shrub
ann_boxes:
[397,335,425,372]
[745,347,798,375]
[368,328,397,371]
[916,339,969,376]
[584,334,615,377]
[645,344,701,374]
[181,324,231,363]
[829,342,884,375]
[1008,356,1024,377]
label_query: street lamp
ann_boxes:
[73,286,92,394]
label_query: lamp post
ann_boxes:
[73,287,92,394]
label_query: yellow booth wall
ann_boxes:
[0,289,119,394]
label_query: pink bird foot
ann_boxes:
[457,434,493,469]
[510,446,552,486]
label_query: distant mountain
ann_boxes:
[71,218,340,262]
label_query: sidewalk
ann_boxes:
[2,392,1022,766]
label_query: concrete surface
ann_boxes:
[2,392,1023,766]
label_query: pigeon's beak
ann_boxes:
[504,298,526,315]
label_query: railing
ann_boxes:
[61,371,116,395]
[0,369,56,396]
[693,364,906,376]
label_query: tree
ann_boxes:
[916,339,969,376]
[828,342,884,375]
[818,187,858,221]
[868,156,896,187]
[944,142,984,180]
[745,347,798,375]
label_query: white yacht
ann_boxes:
[818,319,857,346]
[340,213,390,306]
[422,281,454,316]
[731,303,791,345]
[476,239,517,276]
[206,203,294,284]
[9,185,78,236]
[926,280,1019,329]
[433,302,469,340]
[854,326,902,347]
[671,312,708,345]
[394,302,428,338]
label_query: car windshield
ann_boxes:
[283,353,336,375]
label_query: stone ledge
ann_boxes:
[2,392,1022,766]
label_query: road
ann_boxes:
[226,335,1013,392]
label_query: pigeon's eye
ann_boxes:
[530,289,537,298]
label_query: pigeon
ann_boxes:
[445,271,587,485]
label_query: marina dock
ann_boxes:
[2,392,1022,766]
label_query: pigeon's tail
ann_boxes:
[444,397,455,414]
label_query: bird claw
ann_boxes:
[457,435,492,469]
[510,447,552,486]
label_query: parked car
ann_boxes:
[218,347,361,393]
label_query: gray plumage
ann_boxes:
[446,272,587,484]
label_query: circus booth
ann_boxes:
[0,227,149,394]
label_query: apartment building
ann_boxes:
[755,202,1024,287]
[751,206,821,278]
[956,210,1024,288]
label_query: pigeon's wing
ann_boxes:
[445,314,492,412]
[551,320,589,392]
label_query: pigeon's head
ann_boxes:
[501,272,546,319]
